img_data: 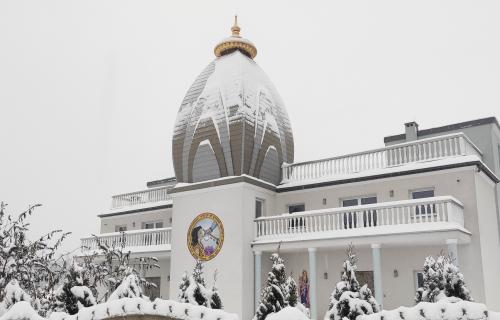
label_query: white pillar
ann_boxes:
[254,251,262,309]
[371,244,383,308]
[446,239,459,267]
[308,248,318,320]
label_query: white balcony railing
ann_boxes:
[281,133,482,184]
[111,186,172,209]
[81,228,172,252]
[254,196,464,239]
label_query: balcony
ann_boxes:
[253,197,470,249]
[80,228,172,255]
[111,186,172,209]
[281,133,482,185]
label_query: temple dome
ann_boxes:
[172,19,294,185]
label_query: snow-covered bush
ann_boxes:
[267,306,310,320]
[108,274,143,301]
[0,202,69,315]
[79,235,159,301]
[358,298,488,320]
[52,262,96,315]
[1,280,31,311]
[325,244,379,320]
[0,298,239,320]
[178,260,223,310]
[415,254,472,303]
[254,253,303,320]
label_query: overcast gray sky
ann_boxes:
[1,0,499,252]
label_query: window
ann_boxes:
[411,188,435,215]
[255,198,265,218]
[288,204,305,228]
[115,225,127,232]
[145,277,161,299]
[341,196,378,228]
[411,189,435,199]
[142,221,164,245]
[142,221,164,229]
[498,145,500,167]
[414,271,424,290]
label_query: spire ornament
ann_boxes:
[214,15,257,59]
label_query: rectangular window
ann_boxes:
[341,196,378,228]
[411,188,435,215]
[414,271,424,290]
[255,198,265,218]
[288,204,305,228]
[142,221,164,229]
[411,189,435,199]
[115,225,127,232]
[498,145,500,167]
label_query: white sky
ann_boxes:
[1,0,499,252]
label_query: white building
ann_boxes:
[80,19,500,320]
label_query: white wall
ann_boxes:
[474,172,500,309]
[169,181,276,320]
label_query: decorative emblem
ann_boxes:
[187,212,224,261]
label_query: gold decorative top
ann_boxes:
[214,15,257,59]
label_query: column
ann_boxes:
[308,248,318,320]
[371,244,383,308]
[254,251,262,309]
[446,239,459,267]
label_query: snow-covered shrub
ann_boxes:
[358,299,488,320]
[325,244,379,320]
[1,280,31,311]
[210,270,223,309]
[52,262,95,315]
[286,276,298,307]
[0,203,69,315]
[178,260,223,309]
[267,306,310,320]
[416,254,472,303]
[79,235,159,302]
[254,253,300,320]
[108,274,143,301]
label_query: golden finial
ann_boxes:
[231,15,240,37]
[214,15,257,59]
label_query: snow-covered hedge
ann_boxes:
[266,306,309,320]
[358,299,490,320]
[0,298,238,320]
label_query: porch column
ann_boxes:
[446,239,459,267]
[371,244,383,308]
[254,251,262,309]
[308,248,318,320]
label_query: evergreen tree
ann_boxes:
[191,260,208,307]
[209,270,223,310]
[325,244,379,320]
[254,253,288,320]
[178,271,190,303]
[286,275,298,307]
[416,253,472,303]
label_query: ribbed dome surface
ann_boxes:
[172,51,294,185]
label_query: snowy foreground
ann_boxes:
[0,299,237,320]
[1,298,499,320]
[359,299,500,320]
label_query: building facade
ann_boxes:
[80,19,500,320]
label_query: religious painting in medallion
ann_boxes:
[187,212,224,261]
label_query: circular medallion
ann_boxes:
[187,212,224,261]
